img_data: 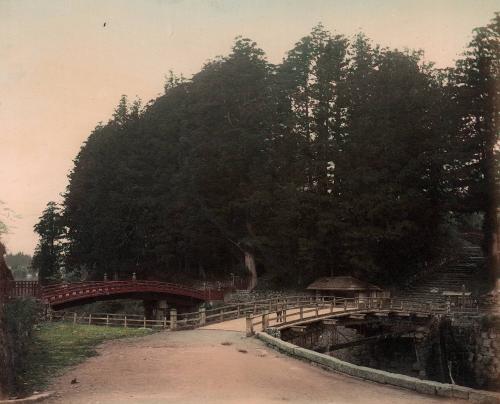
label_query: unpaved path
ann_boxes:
[46,327,458,404]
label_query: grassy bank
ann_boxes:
[22,323,152,394]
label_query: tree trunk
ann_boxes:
[244,251,257,291]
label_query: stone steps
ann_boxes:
[395,246,484,303]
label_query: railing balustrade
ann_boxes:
[45,295,481,334]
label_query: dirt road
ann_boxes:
[46,326,458,404]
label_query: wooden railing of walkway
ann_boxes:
[48,295,481,332]
[245,296,482,336]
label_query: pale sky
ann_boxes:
[1,0,498,255]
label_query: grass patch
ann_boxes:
[22,323,152,393]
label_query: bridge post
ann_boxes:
[246,315,253,337]
[262,309,269,330]
[199,307,206,326]
[170,309,177,331]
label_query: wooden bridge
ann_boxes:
[0,280,226,309]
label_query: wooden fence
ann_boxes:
[0,281,40,301]
[48,295,480,333]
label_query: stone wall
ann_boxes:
[257,331,500,402]
[224,289,308,303]
[467,319,500,390]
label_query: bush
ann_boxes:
[0,298,43,396]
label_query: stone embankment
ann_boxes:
[224,289,307,303]
[468,319,500,390]
[257,331,500,403]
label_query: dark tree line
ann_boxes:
[33,17,499,288]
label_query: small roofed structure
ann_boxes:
[307,276,387,299]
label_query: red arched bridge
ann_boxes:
[0,280,227,309]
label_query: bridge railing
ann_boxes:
[45,295,482,332]
[41,280,225,305]
[245,296,481,336]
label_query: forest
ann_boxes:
[32,17,499,288]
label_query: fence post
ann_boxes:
[246,315,254,337]
[163,316,167,329]
[88,313,92,325]
[170,309,177,331]
[143,316,146,328]
[315,302,319,317]
[253,302,257,315]
[344,299,347,311]
[330,300,334,313]
[199,307,206,326]
[262,309,269,330]
[333,296,336,308]
[283,308,287,323]
[300,306,303,320]
[237,304,241,318]
[124,316,127,328]
[106,314,109,327]
[73,312,77,325]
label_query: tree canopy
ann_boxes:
[41,17,499,288]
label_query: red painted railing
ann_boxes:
[41,280,225,306]
[0,278,241,307]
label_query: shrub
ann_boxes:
[0,298,43,396]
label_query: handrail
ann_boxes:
[244,296,481,336]
[47,294,482,333]
[41,280,226,306]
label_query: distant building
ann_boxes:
[306,276,387,299]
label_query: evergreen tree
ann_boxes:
[32,202,65,284]
[451,14,500,286]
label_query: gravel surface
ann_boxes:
[45,326,459,404]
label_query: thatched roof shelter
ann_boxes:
[307,276,382,292]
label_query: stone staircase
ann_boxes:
[396,246,484,304]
